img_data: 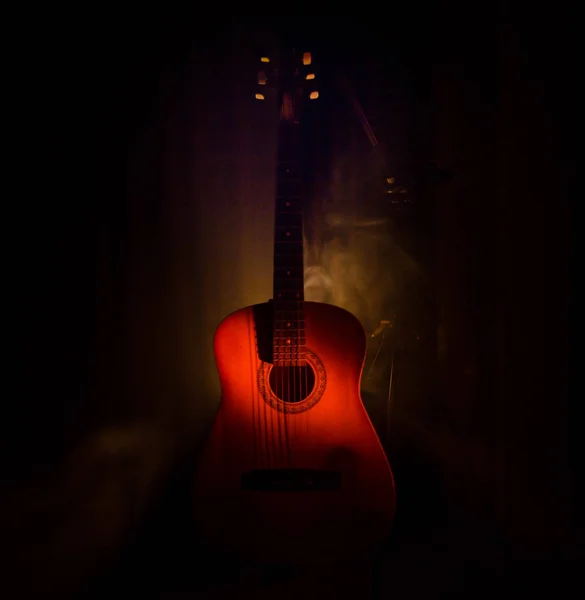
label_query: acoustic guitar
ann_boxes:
[193,46,396,564]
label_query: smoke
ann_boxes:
[4,424,175,597]
[304,156,422,337]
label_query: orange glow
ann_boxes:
[193,301,396,562]
[255,93,265,100]
[309,91,319,100]
[261,56,270,63]
[306,73,315,80]
[303,52,312,65]
[386,177,395,184]
[258,71,267,85]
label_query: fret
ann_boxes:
[274,276,304,280]
[276,181,303,198]
[278,141,301,159]
[274,279,303,292]
[273,338,307,346]
[273,340,306,345]
[273,328,306,335]
[274,266,304,278]
[273,331,305,338]
[274,308,305,318]
[274,318,305,325]
[274,256,304,270]
[274,258,303,267]
[274,249,304,255]
[275,198,302,213]
[273,310,305,318]
[276,163,301,179]
[274,240,303,246]
[274,213,303,229]
[273,300,304,307]
[275,224,302,231]
[274,292,304,301]
[273,360,308,367]
[274,217,303,232]
[273,349,307,357]
[274,327,305,336]
[274,331,306,338]
[274,246,303,253]
[274,220,303,234]
[274,276,304,282]
[273,354,306,362]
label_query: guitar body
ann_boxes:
[193,301,396,564]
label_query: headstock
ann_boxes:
[254,49,319,122]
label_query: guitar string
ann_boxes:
[282,310,290,467]
[282,309,287,463]
[275,105,305,466]
[276,319,283,465]
[282,315,288,466]
[273,309,279,466]
[275,134,288,472]
[299,172,308,442]
[284,318,289,467]
[286,152,298,468]
[288,299,295,469]
[303,303,308,440]
[251,312,258,466]
[263,327,271,467]
[282,132,290,468]
[282,151,295,468]
[295,132,306,455]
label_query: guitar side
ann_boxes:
[193,301,396,563]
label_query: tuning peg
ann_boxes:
[306,73,315,80]
[260,56,270,63]
[309,91,319,100]
[255,93,265,100]
[302,52,312,66]
[258,71,267,85]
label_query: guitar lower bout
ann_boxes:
[193,301,396,563]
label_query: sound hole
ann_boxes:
[269,364,316,404]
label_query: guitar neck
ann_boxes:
[268,47,320,360]
[273,120,305,305]
[272,117,306,361]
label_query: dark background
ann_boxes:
[5,7,575,598]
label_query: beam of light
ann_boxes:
[338,74,379,148]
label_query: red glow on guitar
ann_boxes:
[193,48,396,564]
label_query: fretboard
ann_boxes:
[273,120,306,364]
